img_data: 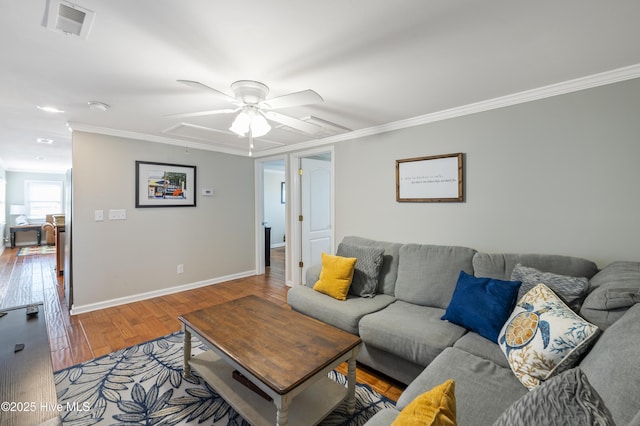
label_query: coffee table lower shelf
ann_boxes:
[189,351,348,426]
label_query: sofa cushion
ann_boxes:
[580,261,640,329]
[441,271,521,343]
[397,347,527,426]
[392,379,456,426]
[304,263,322,287]
[357,342,426,386]
[579,302,640,426]
[363,408,400,425]
[313,252,357,300]
[342,236,403,296]
[511,263,589,312]
[498,284,601,390]
[287,285,395,335]
[395,244,476,308]
[359,301,466,366]
[336,243,384,297]
[453,333,510,369]
[473,252,598,281]
[493,368,615,426]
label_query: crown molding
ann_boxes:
[67,122,248,157]
[255,63,640,157]
[71,63,640,160]
[375,63,640,135]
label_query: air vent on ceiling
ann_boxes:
[45,0,95,40]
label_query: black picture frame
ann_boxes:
[135,161,196,208]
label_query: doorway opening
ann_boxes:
[255,156,288,279]
[289,147,334,285]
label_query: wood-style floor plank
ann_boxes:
[0,246,405,402]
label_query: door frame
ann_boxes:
[254,154,288,277]
[288,146,335,286]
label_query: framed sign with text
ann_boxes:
[396,153,463,202]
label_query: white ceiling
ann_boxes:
[2,0,640,173]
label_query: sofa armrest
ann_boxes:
[304,264,322,287]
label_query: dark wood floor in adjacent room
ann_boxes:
[0,246,405,401]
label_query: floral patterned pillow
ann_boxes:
[498,283,601,389]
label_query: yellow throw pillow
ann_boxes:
[392,379,456,426]
[313,253,357,300]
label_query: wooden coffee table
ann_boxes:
[179,295,361,426]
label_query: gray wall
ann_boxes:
[68,76,640,309]
[72,132,255,311]
[334,78,640,267]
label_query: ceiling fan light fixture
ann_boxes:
[174,78,325,142]
[229,109,271,138]
[250,113,271,137]
[229,111,251,136]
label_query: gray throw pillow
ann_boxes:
[511,264,589,311]
[493,368,615,426]
[582,261,640,310]
[336,243,384,297]
[580,262,640,329]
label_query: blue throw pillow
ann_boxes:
[441,271,521,342]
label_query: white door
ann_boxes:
[300,157,332,284]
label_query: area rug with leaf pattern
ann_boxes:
[54,331,396,425]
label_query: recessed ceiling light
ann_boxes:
[88,101,109,111]
[37,138,54,144]
[35,156,47,161]
[37,105,65,113]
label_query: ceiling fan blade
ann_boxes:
[262,89,323,110]
[165,108,238,119]
[177,80,239,104]
[263,111,323,135]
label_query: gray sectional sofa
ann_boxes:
[286,236,640,425]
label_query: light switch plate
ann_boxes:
[95,210,104,221]
[109,209,126,220]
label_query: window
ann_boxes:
[25,180,63,222]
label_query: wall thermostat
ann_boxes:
[201,188,214,196]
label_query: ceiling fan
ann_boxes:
[170,79,325,144]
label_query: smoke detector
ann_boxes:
[88,101,109,111]
[45,0,95,40]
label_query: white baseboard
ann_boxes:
[69,270,257,315]
[270,242,285,248]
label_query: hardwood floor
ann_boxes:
[0,246,405,402]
